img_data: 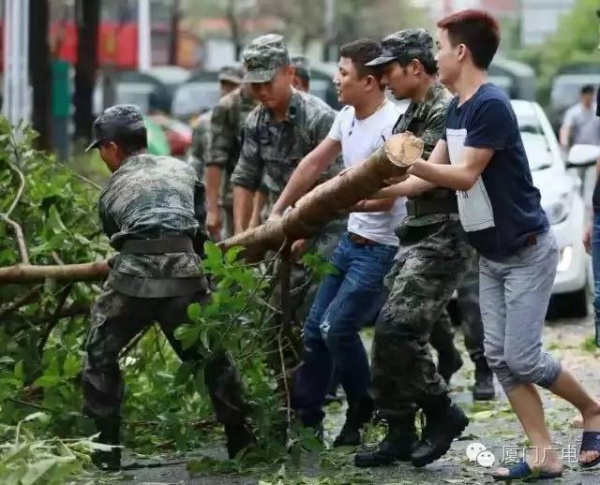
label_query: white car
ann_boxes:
[451,100,590,318]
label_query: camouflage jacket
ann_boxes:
[231,88,343,197]
[209,87,257,206]
[186,110,212,181]
[98,153,205,298]
[393,81,456,227]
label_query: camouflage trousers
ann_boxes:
[429,255,485,365]
[82,285,249,424]
[371,217,475,420]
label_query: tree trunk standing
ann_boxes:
[29,0,52,151]
[168,0,180,65]
[227,0,243,60]
[73,0,100,143]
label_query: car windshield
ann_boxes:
[517,114,553,171]
[172,83,221,118]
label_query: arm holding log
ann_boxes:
[269,137,342,220]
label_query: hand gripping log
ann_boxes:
[218,132,424,260]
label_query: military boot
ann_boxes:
[333,396,373,447]
[437,347,463,385]
[92,415,122,471]
[354,413,418,467]
[224,421,256,459]
[411,395,469,468]
[472,358,495,401]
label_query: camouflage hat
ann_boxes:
[86,104,146,152]
[242,34,290,83]
[291,54,311,79]
[219,64,243,84]
[366,28,434,67]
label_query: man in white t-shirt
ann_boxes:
[268,39,402,447]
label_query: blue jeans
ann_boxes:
[593,211,600,345]
[293,233,397,426]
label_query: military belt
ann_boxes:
[120,237,194,254]
[406,197,459,217]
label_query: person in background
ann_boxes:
[206,65,258,240]
[291,54,311,92]
[187,65,244,181]
[560,85,599,150]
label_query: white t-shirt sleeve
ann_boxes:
[327,107,347,141]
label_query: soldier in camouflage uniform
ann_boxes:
[230,33,346,356]
[291,54,311,92]
[187,65,244,181]
[82,105,255,471]
[206,67,258,241]
[353,30,475,469]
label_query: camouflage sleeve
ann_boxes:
[187,124,208,179]
[230,113,263,191]
[310,110,342,183]
[208,101,231,168]
[421,103,449,161]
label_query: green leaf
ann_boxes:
[224,245,244,263]
[47,205,68,234]
[62,354,80,378]
[21,456,75,485]
[33,375,61,388]
[203,241,222,266]
[174,324,200,350]
[186,303,202,322]
[174,362,194,386]
[22,412,49,423]
[14,360,24,382]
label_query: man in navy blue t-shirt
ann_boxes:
[386,9,600,481]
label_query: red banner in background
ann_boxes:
[0,21,140,71]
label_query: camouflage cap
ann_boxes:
[218,64,243,84]
[242,34,290,83]
[86,104,146,152]
[366,28,435,67]
[291,54,311,79]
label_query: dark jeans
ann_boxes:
[593,211,600,345]
[293,233,397,426]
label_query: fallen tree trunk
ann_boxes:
[218,132,421,259]
[0,133,422,281]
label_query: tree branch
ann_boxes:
[0,260,109,283]
[2,161,30,263]
[38,284,73,354]
[0,284,44,321]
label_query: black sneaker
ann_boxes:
[224,422,256,459]
[472,368,495,401]
[354,430,418,467]
[333,397,373,447]
[92,415,122,471]
[438,349,463,385]
[410,402,469,468]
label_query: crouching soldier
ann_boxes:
[82,105,255,470]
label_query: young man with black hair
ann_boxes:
[269,39,403,446]
[82,104,255,471]
[387,9,600,480]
